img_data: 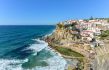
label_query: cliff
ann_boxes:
[45,21,95,70]
[45,19,109,70]
[46,22,81,44]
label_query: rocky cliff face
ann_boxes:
[45,20,109,70]
[45,23,94,70]
[46,22,81,44]
[92,54,109,70]
[92,40,109,70]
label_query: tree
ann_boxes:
[57,23,64,29]
[83,19,89,22]
[89,16,94,20]
[107,19,109,23]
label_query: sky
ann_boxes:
[0,0,109,25]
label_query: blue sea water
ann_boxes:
[0,25,67,70]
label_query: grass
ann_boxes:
[49,43,84,61]
[54,46,84,57]
[49,44,85,69]
[99,30,109,39]
[54,46,85,69]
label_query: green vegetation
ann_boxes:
[83,19,89,22]
[83,28,87,30]
[67,66,74,70]
[89,16,94,20]
[53,46,84,70]
[55,46,84,57]
[107,19,109,23]
[57,23,64,29]
[99,30,109,39]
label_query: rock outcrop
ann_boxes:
[45,21,95,70]
[46,22,81,44]
[45,19,109,70]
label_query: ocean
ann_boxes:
[0,25,66,70]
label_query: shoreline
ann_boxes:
[46,42,85,70]
[45,43,68,70]
[44,28,85,70]
[44,19,109,70]
[45,39,92,70]
[44,22,97,70]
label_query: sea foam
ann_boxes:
[0,39,67,70]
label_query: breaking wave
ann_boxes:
[0,39,67,70]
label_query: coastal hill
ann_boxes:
[45,18,109,70]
